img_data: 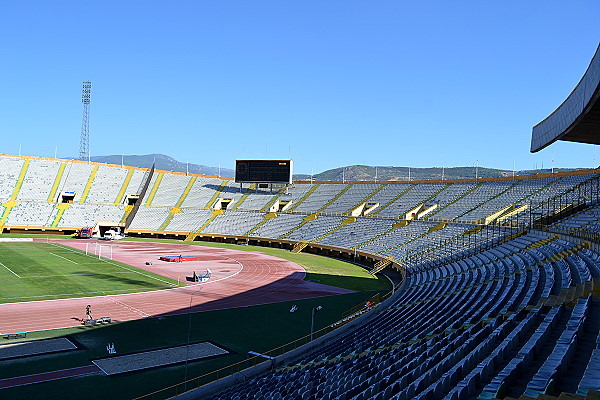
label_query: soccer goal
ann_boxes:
[84,243,113,260]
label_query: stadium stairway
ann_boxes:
[279,213,318,239]
[230,183,256,211]
[50,203,70,227]
[78,165,98,204]
[245,212,278,236]
[158,177,196,231]
[144,172,163,206]
[457,180,522,223]
[204,180,228,209]
[0,159,29,226]
[369,184,416,216]
[370,256,395,274]
[427,182,483,219]
[287,184,320,212]
[291,241,310,253]
[260,186,288,212]
[310,216,357,244]
[378,227,432,258]
[343,184,386,216]
[47,162,67,203]
[351,220,411,250]
[491,177,562,224]
[316,184,352,213]
[120,205,134,224]
[194,210,223,234]
[114,169,134,205]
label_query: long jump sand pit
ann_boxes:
[0,338,77,360]
[93,342,229,375]
[0,239,352,333]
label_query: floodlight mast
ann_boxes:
[79,81,92,161]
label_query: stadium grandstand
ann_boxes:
[1,47,600,400]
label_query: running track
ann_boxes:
[0,239,352,333]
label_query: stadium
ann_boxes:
[0,39,599,400]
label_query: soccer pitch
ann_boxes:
[0,242,178,303]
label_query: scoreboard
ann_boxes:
[235,159,293,184]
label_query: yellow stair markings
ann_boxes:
[491,177,563,225]
[184,231,199,242]
[427,222,447,233]
[245,212,278,236]
[195,210,224,234]
[370,256,395,274]
[303,214,318,221]
[114,169,134,205]
[465,225,485,235]
[175,177,196,207]
[457,180,522,222]
[352,220,411,249]
[47,162,66,203]
[0,200,18,227]
[120,205,134,223]
[407,226,475,262]
[419,225,528,262]
[312,216,358,244]
[491,204,529,224]
[158,207,183,231]
[261,186,288,212]
[292,241,310,253]
[156,176,197,231]
[427,183,482,218]
[79,165,98,204]
[231,183,256,211]
[0,160,30,225]
[524,176,562,201]
[370,185,416,216]
[51,203,71,227]
[205,181,228,209]
[144,173,164,206]
[526,234,559,251]
[344,184,386,216]
[318,184,352,213]
[380,227,431,256]
[287,184,320,212]
[279,213,318,239]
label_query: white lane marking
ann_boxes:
[0,262,21,278]
[19,271,136,278]
[112,298,150,317]
[49,252,79,264]
[48,243,175,286]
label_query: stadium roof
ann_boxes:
[531,43,600,153]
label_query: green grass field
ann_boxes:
[0,235,390,304]
[0,236,392,399]
[125,238,392,292]
[0,241,178,303]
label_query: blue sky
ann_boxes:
[0,1,598,174]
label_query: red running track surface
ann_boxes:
[0,239,352,333]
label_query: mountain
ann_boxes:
[292,165,582,181]
[88,154,234,177]
[79,154,582,181]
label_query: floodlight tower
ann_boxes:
[79,81,92,161]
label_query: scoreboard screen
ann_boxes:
[235,159,293,184]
